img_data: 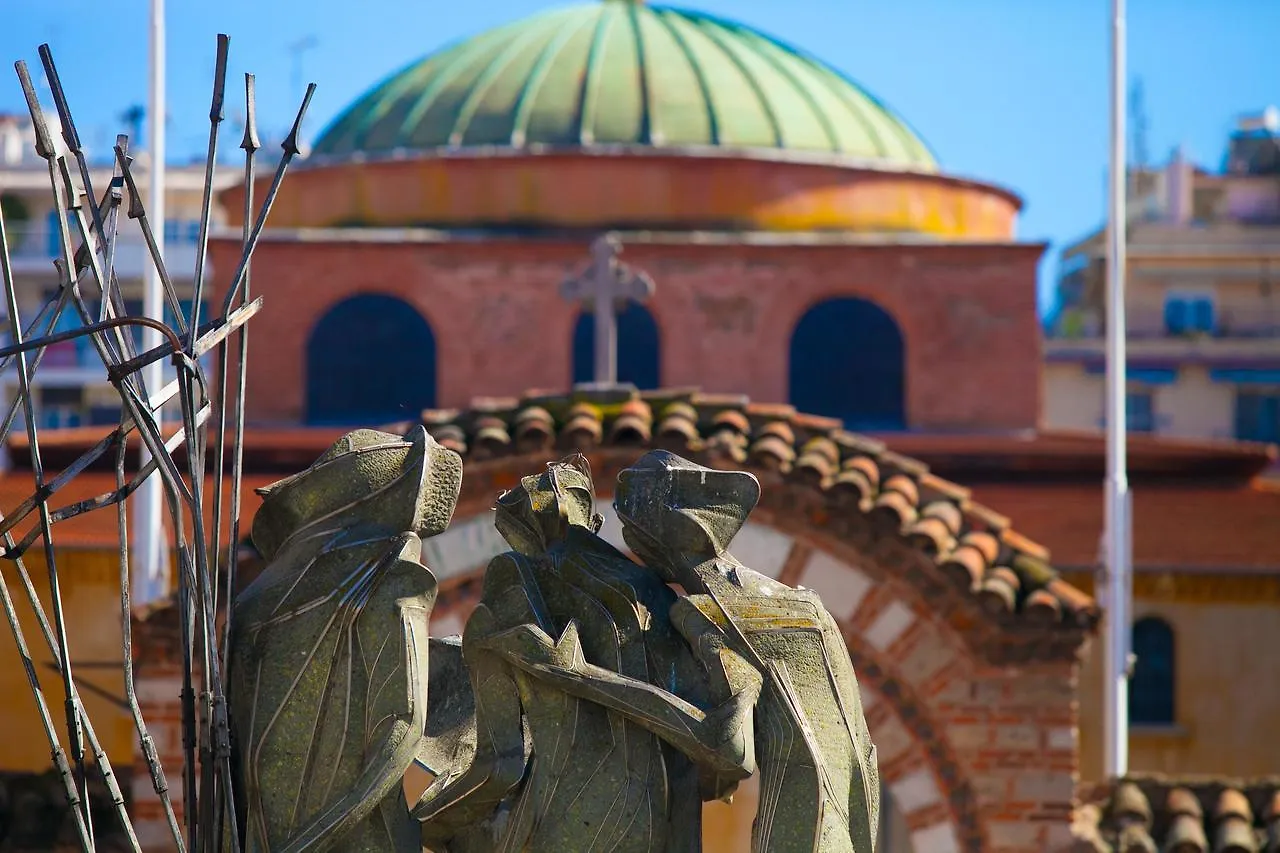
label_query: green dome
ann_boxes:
[312,1,937,170]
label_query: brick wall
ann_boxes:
[208,236,1045,432]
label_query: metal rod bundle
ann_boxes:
[0,35,313,852]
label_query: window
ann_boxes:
[1163,294,1215,335]
[305,294,437,425]
[1130,617,1175,726]
[1235,391,1280,443]
[1100,389,1158,433]
[571,303,661,390]
[38,387,84,430]
[1126,391,1155,433]
[789,298,906,431]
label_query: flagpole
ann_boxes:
[1103,0,1130,780]
[133,0,167,606]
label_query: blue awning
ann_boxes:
[1209,368,1280,385]
[1084,365,1179,385]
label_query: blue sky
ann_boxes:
[2,0,1276,316]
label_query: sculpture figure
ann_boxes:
[613,450,881,853]
[225,427,463,853]
[415,456,761,853]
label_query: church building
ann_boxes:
[210,0,1042,435]
[2,1,1278,851]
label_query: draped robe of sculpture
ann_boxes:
[613,450,881,853]
[414,457,761,853]
[225,427,463,853]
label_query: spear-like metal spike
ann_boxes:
[39,45,107,238]
[188,34,230,340]
[38,45,78,152]
[282,81,317,157]
[221,81,317,314]
[210,34,230,123]
[15,61,55,160]
[41,46,134,347]
[241,73,260,153]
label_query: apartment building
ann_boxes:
[1045,107,1280,443]
[0,113,238,428]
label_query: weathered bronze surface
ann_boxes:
[227,441,879,852]
[614,450,881,853]
[415,456,761,853]
[225,427,462,852]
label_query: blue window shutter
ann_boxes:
[1190,298,1214,333]
[1164,298,1188,334]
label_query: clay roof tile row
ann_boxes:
[1075,776,1280,852]
[399,385,1101,630]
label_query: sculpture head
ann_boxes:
[251,426,463,561]
[614,450,760,583]
[493,454,603,556]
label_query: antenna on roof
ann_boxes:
[1130,78,1148,174]
[288,36,318,150]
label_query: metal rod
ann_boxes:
[39,44,135,356]
[115,145,189,336]
[114,431,186,851]
[10,61,93,838]
[1103,0,1131,781]
[0,150,94,853]
[135,0,169,611]
[219,72,259,679]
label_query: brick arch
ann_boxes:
[423,503,980,853]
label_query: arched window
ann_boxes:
[788,298,906,431]
[1130,616,1175,725]
[571,303,660,389]
[305,294,437,425]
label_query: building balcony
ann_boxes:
[3,222,202,282]
[1045,328,1280,372]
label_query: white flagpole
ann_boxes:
[133,0,167,607]
[1103,0,1131,780]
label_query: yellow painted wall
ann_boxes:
[1042,363,1103,430]
[1067,571,1280,784]
[221,154,1021,240]
[1155,366,1235,439]
[1043,363,1239,440]
[0,548,133,772]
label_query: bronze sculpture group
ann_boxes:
[225,430,881,853]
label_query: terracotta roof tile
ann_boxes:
[385,385,1100,630]
[1074,775,1280,852]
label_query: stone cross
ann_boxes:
[560,233,655,385]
